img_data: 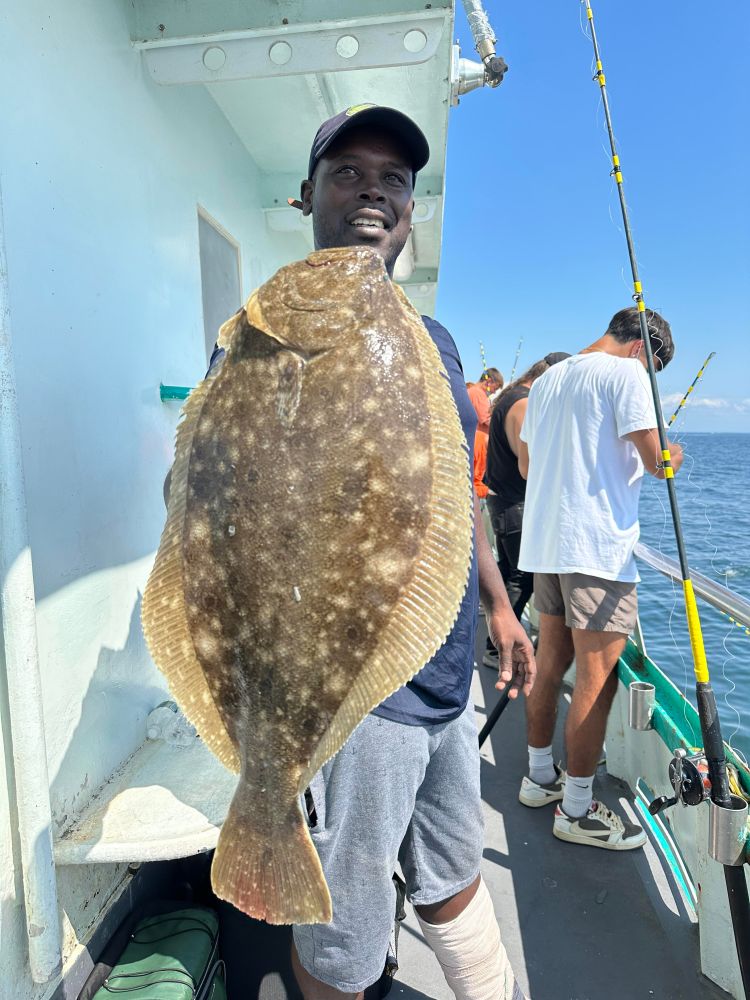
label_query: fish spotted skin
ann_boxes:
[142,246,473,923]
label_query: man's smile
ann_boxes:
[346,209,390,233]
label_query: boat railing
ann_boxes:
[635,541,750,631]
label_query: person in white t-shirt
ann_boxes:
[515,306,683,851]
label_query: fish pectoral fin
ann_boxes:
[211,788,332,925]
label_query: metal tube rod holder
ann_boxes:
[709,795,749,867]
[628,681,655,731]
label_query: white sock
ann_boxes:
[416,879,524,1000]
[561,773,595,818]
[527,745,556,786]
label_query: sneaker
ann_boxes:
[553,800,647,850]
[482,648,498,669]
[519,765,566,808]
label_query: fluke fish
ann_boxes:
[142,246,473,924]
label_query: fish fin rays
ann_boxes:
[212,791,332,925]
[142,374,240,774]
[301,292,474,787]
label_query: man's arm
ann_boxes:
[624,428,684,478]
[516,438,529,480]
[504,397,528,459]
[475,492,536,698]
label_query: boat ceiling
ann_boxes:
[129,1,457,313]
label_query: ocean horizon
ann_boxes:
[638,431,750,763]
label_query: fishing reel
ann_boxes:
[648,749,711,815]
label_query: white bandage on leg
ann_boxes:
[416,879,524,1000]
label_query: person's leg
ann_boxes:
[525,611,574,752]
[553,574,645,850]
[291,946,363,1000]
[517,574,574,803]
[564,628,625,781]
[402,706,525,999]
[292,715,430,998]
[498,530,534,622]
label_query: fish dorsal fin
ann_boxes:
[142,364,241,774]
[301,282,473,787]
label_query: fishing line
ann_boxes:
[581,3,749,984]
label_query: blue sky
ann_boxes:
[437,2,749,432]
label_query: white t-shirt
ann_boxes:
[518,352,657,582]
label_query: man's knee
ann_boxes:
[416,879,525,1000]
[414,874,480,925]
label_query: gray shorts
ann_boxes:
[293,705,483,993]
[534,571,638,633]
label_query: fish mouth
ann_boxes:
[346,210,390,233]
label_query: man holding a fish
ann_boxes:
[288,105,534,1000]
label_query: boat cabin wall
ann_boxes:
[0,1,305,994]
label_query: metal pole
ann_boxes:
[509,337,523,382]
[0,183,62,983]
[582,4,749,991]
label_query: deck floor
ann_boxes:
[389,625,727,1000]
[218,623,728,999]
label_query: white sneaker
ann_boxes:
[518,765,566,808]
[553,799,647,850]
[482,648,498,669]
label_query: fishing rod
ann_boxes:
[582,3,750,990]
[509,336,523,381]
[479,340,488,373]
[667,351,716,428]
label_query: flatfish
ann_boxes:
[142,246,473,923]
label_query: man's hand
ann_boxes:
[625,429,684,479]
[486,606,536,698]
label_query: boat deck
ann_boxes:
[217,623,728,999]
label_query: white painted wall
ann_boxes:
[0,0,301,993]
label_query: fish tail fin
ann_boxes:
[211,788,332,925]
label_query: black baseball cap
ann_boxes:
[544,352,571,366]
[307,104,430,181]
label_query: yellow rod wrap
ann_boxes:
[597,60,603,70]
[615,171,623,183]
[598,73,606,86]
[634,280,642,292]
[637,300,646,312]
[662,449,671,461]
[683,580,710,683]
[664,467,674,478]
[587,7,593,19]
[613,154,620,166]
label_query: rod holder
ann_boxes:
[628,681,655,731]
[709,795,749,867]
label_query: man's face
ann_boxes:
[301,126,414,278]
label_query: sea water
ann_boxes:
[638,432,750,763]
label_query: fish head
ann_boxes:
[248,246,388,355]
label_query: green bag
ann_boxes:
[92,906,226,999]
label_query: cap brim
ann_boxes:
[312,107,430,178]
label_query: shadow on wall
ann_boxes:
[0,618,29,986]
[50,594,166,838]
[48,593,167,960]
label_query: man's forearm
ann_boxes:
[474,494,512,613]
